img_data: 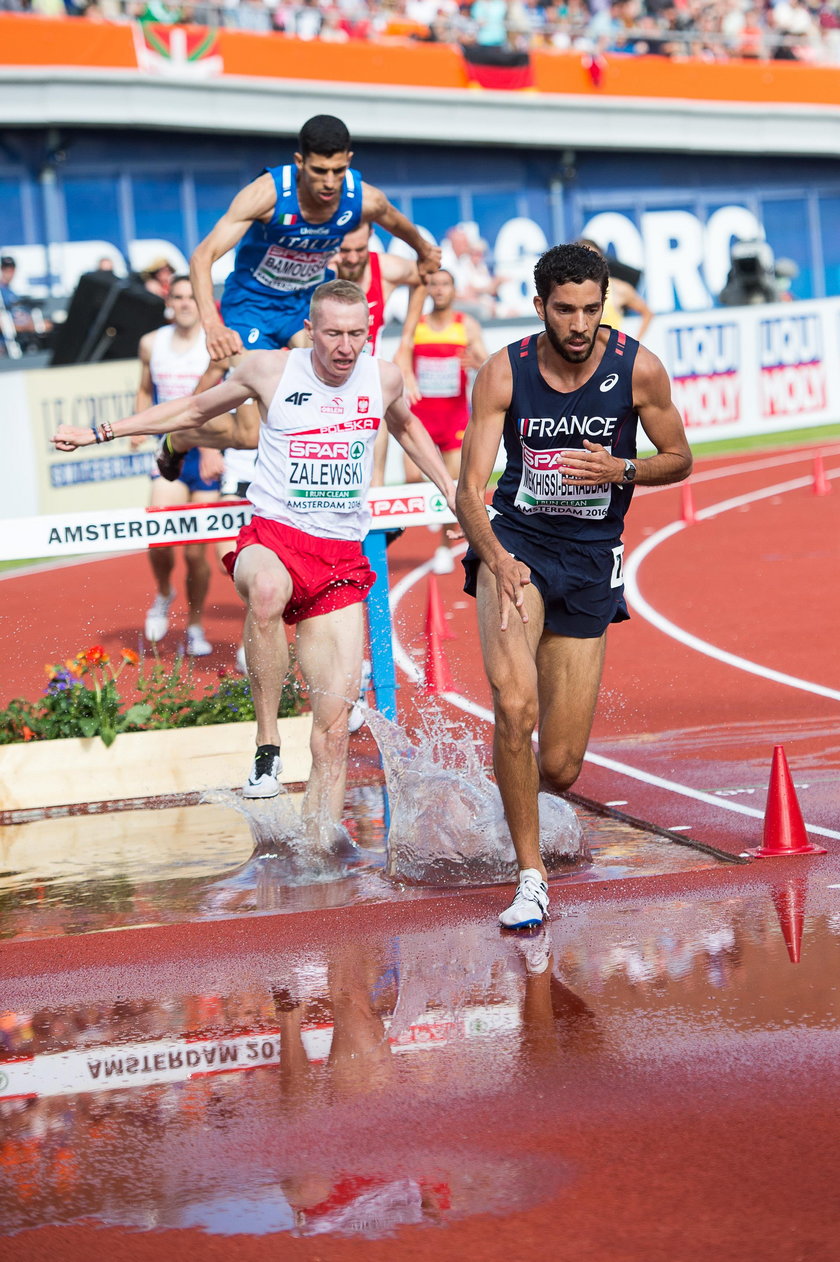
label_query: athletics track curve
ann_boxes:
[2,442,839,858]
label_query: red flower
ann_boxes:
[84,645,109,665]
[22,725,35,742]
[121,648,140,665]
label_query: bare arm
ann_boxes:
[463,312,490,372]
[378,252,421,304]
[129,332,156,450]
[455,349,531,630]
[557,347,692,487]
[392,282,428,404]
[379,361,456,511]
[52,365,259,452]
[613,278,654,341]
[190,173,277,361]
[362,184,441,279]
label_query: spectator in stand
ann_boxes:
[142,256,176,301]
[236,0,273,28]
[471,0,508,44]
[441,222,500,319]
[772,0,819,57]
[285,0,324,36]
[0,256,20,309]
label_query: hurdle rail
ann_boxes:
[0,483,457,723]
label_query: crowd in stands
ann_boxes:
[4,0,840,64]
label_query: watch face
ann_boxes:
[624,460,636,483]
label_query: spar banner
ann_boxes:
[0,484,456,562]
[759,310,827,420]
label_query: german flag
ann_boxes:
[460,43,534,91]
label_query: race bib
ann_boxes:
[514,444,612,519]
[416,355,461,399]
[282,435,369,512]
[252,245,329,293]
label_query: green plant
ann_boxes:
[0,644,306,746]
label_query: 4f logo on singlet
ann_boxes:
[285,392,313,405]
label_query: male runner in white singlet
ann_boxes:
[52,280,457,848]
[132,275,222,656]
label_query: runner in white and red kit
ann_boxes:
[51,280,456,848]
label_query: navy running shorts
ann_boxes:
[462,516,629,639]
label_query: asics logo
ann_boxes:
[600,373,619,392]
[336,210,353,226]
[247,328,260,345]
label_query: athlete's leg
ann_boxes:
[146,475,190,607]
[534,631,606,794]
[476,562,546,877]
[184,486,221,642]
[233,544,293,747]
[294,601,365,834]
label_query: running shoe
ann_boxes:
[156,434,186,482]
[499,869,549,930]
[432,545,455,575]
[144,589,176,643]
[186,625,212,657]
[242,744,283,798]
[348,658,371,733]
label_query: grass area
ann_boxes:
[0,557,56,573]
[690,422,840,458]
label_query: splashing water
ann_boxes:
[202,789,360,888]
[365,705,589,886]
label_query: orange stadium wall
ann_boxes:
[3,13,840,107]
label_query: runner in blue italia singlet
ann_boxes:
[221,163,363,350]
[189,115,441,365]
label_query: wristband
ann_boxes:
[99,421,115,443]
[91,424,103,444]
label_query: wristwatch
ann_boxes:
[622,459,637,484]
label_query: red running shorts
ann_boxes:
[223,515,374,625]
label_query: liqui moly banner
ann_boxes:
[642,295,840,449]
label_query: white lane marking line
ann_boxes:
[387,456,840,840]
[623,472,840,702]
[636,445,840,496]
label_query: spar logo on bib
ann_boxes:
[350,440,365,460]
[429,493,447,514]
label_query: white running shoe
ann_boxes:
[235,643,247,674]
[242,745,283,798]
[432,545,455,575]
[144,589,176,643]
[499,869,549,930]
[348,658,371,733]
[186,625,212,657]
[513,924,552,974]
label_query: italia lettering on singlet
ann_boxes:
[493,328,640,543]
[248,349,383,541]
[226,165,363,301]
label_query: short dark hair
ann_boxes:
[298,115,351,159]
[534,244,609,304]
[169,274,192,290]
[0,256,14,269]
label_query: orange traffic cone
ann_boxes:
[425,574,455,642]
[746,745,827,858]
[812,452,831,496]
[771,878,807,964]
[423,627,454,694]
[680,481,696,525]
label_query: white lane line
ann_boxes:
[388,453,840,838]
[623,470,840,702]
[636,444,840,496]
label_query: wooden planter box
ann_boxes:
[0,716,313,812]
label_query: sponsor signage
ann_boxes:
[0,484,455,562]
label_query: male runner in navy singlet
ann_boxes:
[190,114,441,362]
[456,243,692,930]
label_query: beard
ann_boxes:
[544,320,596,363]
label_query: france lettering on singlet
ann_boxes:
[226,166,363,300]
[493,328,640,543]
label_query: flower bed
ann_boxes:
[0,644,305,747]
